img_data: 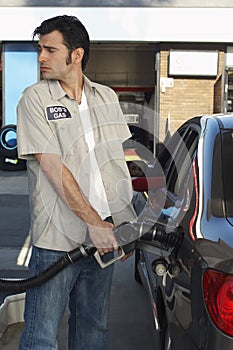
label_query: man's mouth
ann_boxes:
[40,66,50,72]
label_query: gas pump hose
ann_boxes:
[0,221,183,293]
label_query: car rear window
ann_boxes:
[221,130,233,218]
[212,129,233,218]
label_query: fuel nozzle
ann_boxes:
[91,221,184,269]
[108,220,184,259]
[136,221,184,250]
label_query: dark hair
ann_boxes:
[32,15,90,70]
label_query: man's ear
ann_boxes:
[72,47,84,64]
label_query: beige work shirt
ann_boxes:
[17,75,136,251]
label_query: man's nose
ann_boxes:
[38,50,47,62]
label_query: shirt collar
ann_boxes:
[47,74,96,101]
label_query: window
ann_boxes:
[211,130,233,218]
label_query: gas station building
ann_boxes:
[1,2,233,148]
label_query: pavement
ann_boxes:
[0,170,157,350]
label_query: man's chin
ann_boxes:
[41,72,54,80]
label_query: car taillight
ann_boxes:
[203,269,233,337]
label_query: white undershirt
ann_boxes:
[79,91,111,219]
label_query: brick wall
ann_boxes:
[159,43,225,137]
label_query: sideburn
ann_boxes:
[66,51,72,65]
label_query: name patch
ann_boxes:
[45,106,72,121]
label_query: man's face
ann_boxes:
[37,30,72,80]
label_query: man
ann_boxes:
[17,15,136,350]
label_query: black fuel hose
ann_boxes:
[0,246,96,293]
[0,221,183,293]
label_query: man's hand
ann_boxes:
[88,220,118,256]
